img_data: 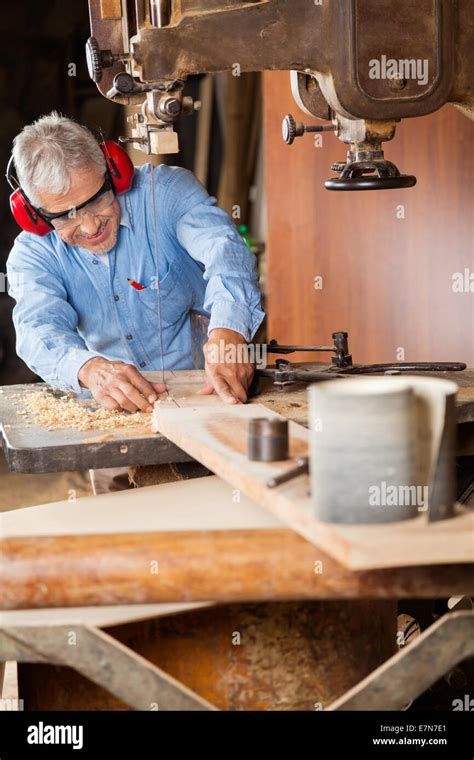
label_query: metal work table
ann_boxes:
[0,367,473,473]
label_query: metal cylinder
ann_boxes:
[308,376,458,525]
[247,418,289,462]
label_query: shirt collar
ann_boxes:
[117,192,133,230]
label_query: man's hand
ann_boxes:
[198,328,254,404]
[78,357,166,412]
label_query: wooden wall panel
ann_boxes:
[263,72,474,366]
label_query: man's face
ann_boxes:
[37,166,120,253]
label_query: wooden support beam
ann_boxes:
[1,625,215,711]
[4,601,396,711]
[328,611,474,711]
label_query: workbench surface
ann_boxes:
[1,367,473,473]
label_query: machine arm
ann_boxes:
[87,0,474,190]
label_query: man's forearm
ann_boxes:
[16,327,98,393]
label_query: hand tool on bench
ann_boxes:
[257,331,466,389]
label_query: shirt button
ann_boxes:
[140,361,146,368]
[114,295,120,302]
[92,259,99,265]
[126,334,133,340]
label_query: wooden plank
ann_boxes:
[0,476,280,537]
[151,370,225,408]
[0,662,18,705]
[153,403,474,570]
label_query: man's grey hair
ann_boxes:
[12,111,106,207]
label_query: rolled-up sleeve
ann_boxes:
[169,168,265,342]
[6,236,98,392]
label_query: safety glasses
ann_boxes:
[40,175,115,231]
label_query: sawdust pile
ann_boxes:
[21,390,151,431]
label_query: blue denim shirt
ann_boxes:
[7,164,265,392]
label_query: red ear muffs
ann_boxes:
[6,127,135,236]
[101,140,134,194]
[9,187,53,237]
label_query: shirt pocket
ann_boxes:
[134,260,193,328]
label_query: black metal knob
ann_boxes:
[106,72,136,99]
[86,37,115,84]
[282,114,304,145]
[113,72,135,94]
[282,114,336,145]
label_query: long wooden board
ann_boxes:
[153,403,474,570]
[0,475,280,538]
[3,477,473,608]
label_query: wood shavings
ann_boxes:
[21,389,151,432]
